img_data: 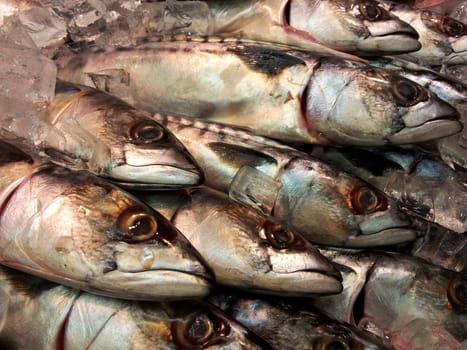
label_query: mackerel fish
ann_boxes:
[56,40,461,146]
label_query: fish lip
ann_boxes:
[107,164,203,188]
[358,34,421,53]
[389,118,462,144]
[344,227,418,247]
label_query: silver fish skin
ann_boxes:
[43,80,202,189]
[311,146,467,233]
[139,187,343,295]
[370,56,467,169]
[152,115,417,248]
[0,266,267,350]
[309,249,467,347]
[0,142,212,300]
[56,40,461,146]
[202,0,421,55]
[378,0,467,65]
[208,290,391,350]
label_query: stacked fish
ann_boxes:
[0,0,466,349]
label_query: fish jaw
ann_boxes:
[304,58,461,146]
[286,0,420,54]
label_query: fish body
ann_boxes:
[56,40,461,146]
[140,187,343,295]
[311,146,467,233]
[378,0,467,65]
[200,0,421,55]
[309,249,467,347]
[208,289,391,350]
[0,266,267,350]
[42,81,202,189]
[150,115,418,248]
[0,142,212,300]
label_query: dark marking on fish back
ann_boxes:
[227,45,305,75]
[208,142,278,169]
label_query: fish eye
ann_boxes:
[129,121,166,144]
[440,17,465,37]
[263,220,307,250]
[447,275,467,312]
[117,208,159,243]
[350,186,388,215]
[172,312,231,349]
[392,78,429,107]
[314,337,350,350]
[358,1,384,21]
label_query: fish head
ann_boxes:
[304,59,461,146]
[0,166,213,300]
[164,301,272,349]
[286,0,420,54]
[51,82,203,188]
[183,190,342,295]
[359,255,467,341]
[212,292,391,350]
[277,158,417,247]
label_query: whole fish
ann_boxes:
[0,266,270,350]
[370,56,467,170]
[41,81,202,189]
[150,115,418,248]
[309,249,467,347]
[309,146,467,233]
[208,289,391,350]
[0,142,212,300]
[56,40,461,146]
[189,0,421,55]
[377,0,467,65]
[139,187,343,295]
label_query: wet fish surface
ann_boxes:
[56,39,461,146]
[139,187,343,295]
[0,141,212,300]
[151,115,419,248]
[0,265,270,350]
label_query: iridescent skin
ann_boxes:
[0,143,212,300]
[56,41,460,146]
[0,266,266,350]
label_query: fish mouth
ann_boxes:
[388,118,462,144]
[92,269,213,300]
[254,270,343,295]
[107,164,203,189]
[358,33,421,54]
[344,228,417,247]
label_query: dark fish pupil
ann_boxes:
[186,315,210,342]
[365,3,379,20]
[274,230,293,245]
[138,126,161,141]
[360,189,376,209]
[398,81,418,102]
[129,217,152,236]
[326,341,347,350]
[455,283,467,304]
[445,19,463,36]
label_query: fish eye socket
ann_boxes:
[447,275,467,312]
[392,78,428,107]
[172,312,231,349]
[441,17,465,37]
[314,337,350,350]
[129,121,166,144]
[358,1,383,21]
[117,208,159,243]
[351,186,388,214]
[263,220,306,250]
